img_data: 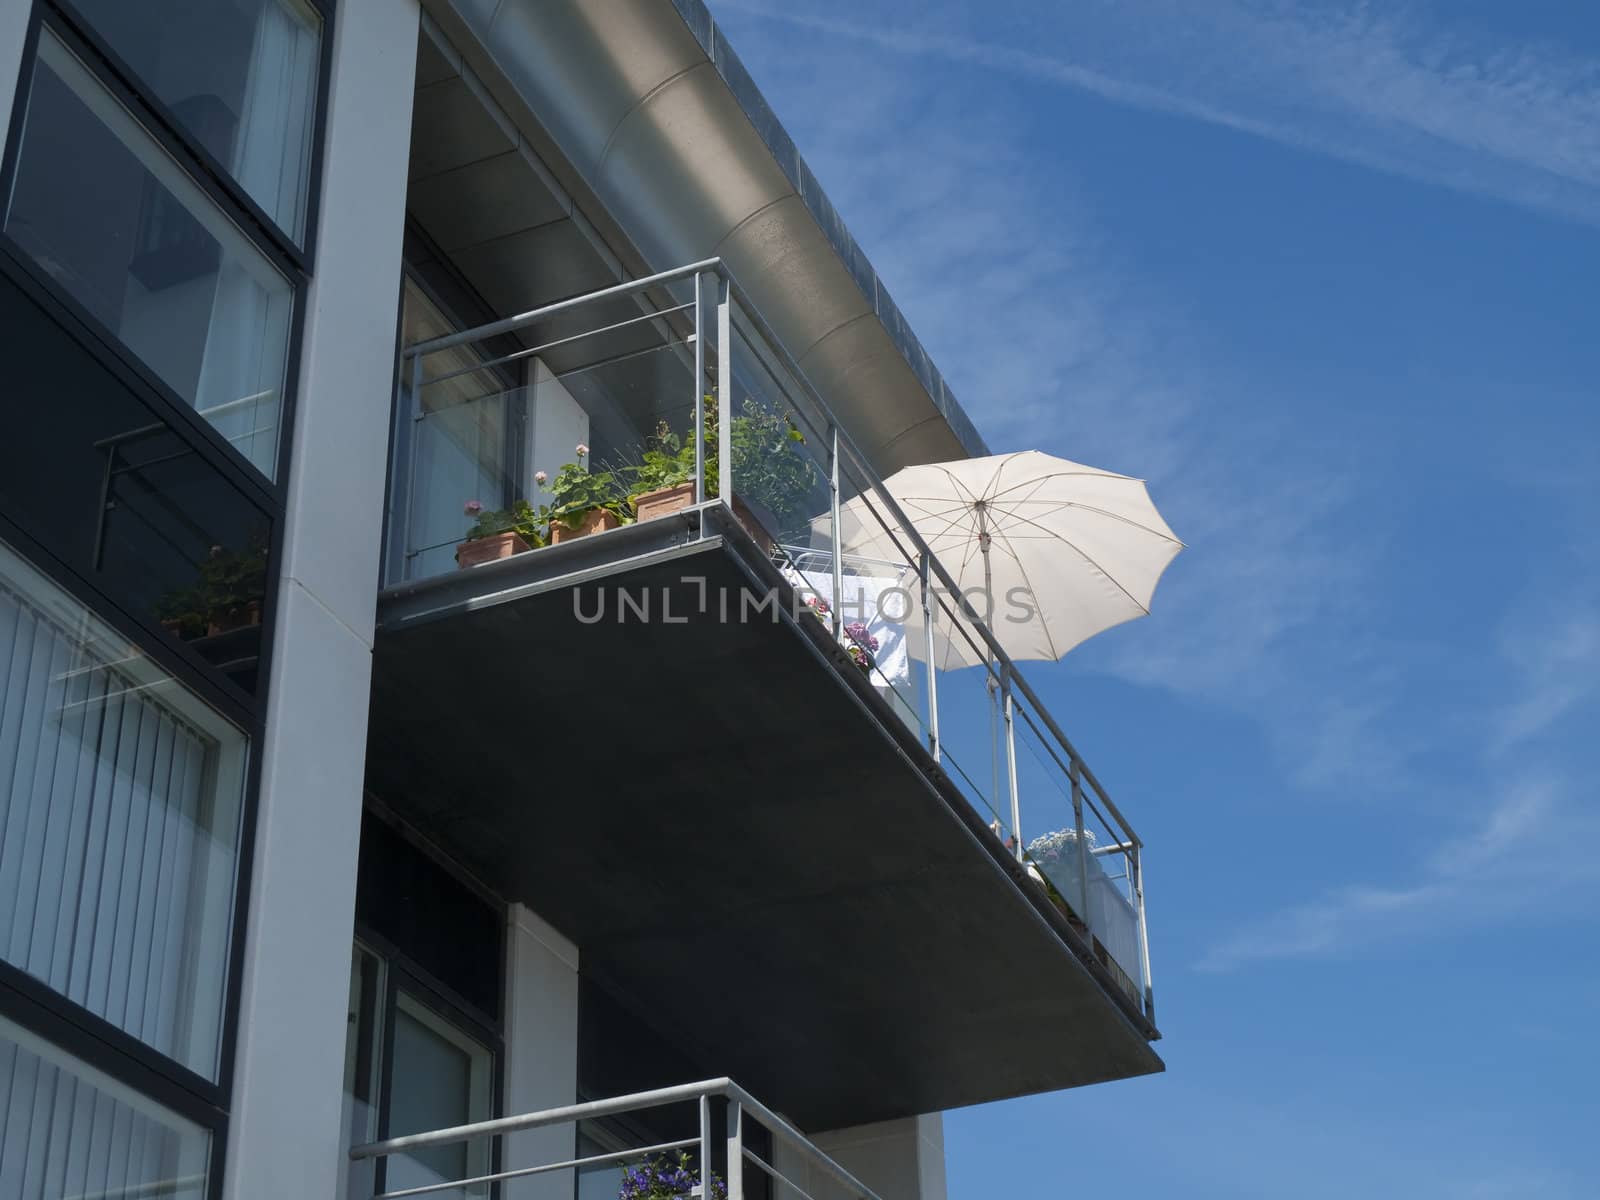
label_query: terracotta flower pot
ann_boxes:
[549,509,622,543]
[633,482,698,522]
[456,530,531,569]
[731,495,777,553]
[206,601,262,637]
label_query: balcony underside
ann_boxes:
[367,505,1162,1130]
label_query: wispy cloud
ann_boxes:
[720,0,1600,226]
[1202,593,1600,971]
[1492,605,1600,751]
[1198,772,1597,971]
[714,0,1600,972]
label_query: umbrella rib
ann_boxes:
[993,524,1064,661]
[992,496,1184,546]
[985,468,1138,504]
[1000,507,1156,615]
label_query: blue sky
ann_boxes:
[714,2,1600,1195]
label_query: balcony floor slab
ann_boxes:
[368,507,1162,1129]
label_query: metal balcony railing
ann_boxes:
[387,260,1154,1023]
[349,1078,885,1200]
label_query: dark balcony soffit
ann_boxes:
[366,510,1160,1130]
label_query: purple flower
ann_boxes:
[844,621,879,653]
[463,499,483,515]
[575,442,589,457]
[534,470,548,487]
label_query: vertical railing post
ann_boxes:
[1132,844,1154,1024]
[699,1093,713,1200]
[1002,666,1022,861]
[717,276,733,509]
[1070,758,1092,942]
[392,350,427,582]
[920,552,940,761]
[828,424,843,640]
[725,1097,745,1200]
[693,271,707,505]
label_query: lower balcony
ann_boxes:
[367,262,1162,1132]
[350,1077,915,1200]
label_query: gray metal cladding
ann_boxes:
[445,0,990,473]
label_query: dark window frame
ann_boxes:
[0,0,336,496]
[0,250,282,718]
[0,500,269,1124]
[47,0,335,267]
[0,970,232,1200]
[355,939,506,1200]
[0,0,340,1182]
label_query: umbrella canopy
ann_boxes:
[830,450,1183,669]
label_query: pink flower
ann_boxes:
[463,499,483,515]
[575,443,589,457]
[534,470,548,486]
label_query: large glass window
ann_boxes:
[0,1014,211,1200]
[0,538,248,1080]
[4,27,294,479]
[0,267,273,699]
[65,0,323,242]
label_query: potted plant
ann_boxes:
[628,420,700,522]
[154,538,269,638]
[619,1152,727,1200]
[456,492,548,569]
[727,399,819,541]
[626,400,819,552]
[800,597,878,676]
[548,445,632,543]
[843,620,879,674]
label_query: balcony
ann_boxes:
[366,262,1161,1130]
[350,1078,913,1200]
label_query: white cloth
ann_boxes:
[786,568,912,685]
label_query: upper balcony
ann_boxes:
[367,261,1161,1130]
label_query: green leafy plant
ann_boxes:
[624,398,818,531]
[154,536,269,636]
[462,497,548,547]
[548,444,633,529]
[726,398,817,532]
[626,419,700,502]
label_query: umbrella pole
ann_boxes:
[977,505,1022,858]
[975,507,1024,861]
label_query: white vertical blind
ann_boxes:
[0,1015,209,1200]
[0,544,246,1079]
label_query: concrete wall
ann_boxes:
[502,904,582,1200]
[777,1114,948,1200]
[221,2,419,1198]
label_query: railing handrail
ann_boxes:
[399,260,1141,849]
[349,1077,727,1159]
[349,1077,888,1200]
[400,258,721,360]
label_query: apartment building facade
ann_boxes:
[0,4,1162,1200]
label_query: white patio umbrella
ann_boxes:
[831,450,1183,670]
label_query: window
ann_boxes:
[0,267,273,701]
[64,0,323,243]
[0,1014,211,1200]
[387,991,496,1198]
[343,946,498,1200]
[4,26,294,479]
[0,538,248,1080]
